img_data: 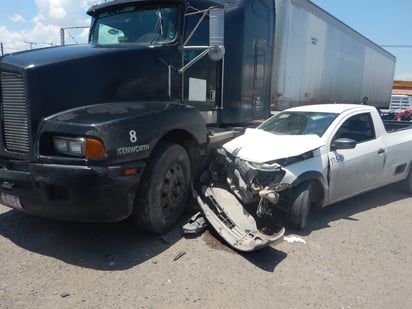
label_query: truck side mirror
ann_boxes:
[209,8,225,61]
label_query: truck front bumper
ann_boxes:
[0,161,145,222]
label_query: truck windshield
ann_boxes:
[258,111,338,136]
[89,5,177,45]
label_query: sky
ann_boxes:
[0,0,411,80]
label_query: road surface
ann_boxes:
[0,183,411,308]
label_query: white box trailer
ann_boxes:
[271,0,396,110]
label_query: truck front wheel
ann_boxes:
[133,142,191,234]
[287,182,312,230]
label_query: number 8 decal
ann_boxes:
[129,130,137,143]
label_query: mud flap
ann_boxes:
[195,186,285,252]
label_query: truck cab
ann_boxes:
[0,0,275,234]
[85,0,273,125]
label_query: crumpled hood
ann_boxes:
[223,128,324,163]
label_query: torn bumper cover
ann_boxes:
[195,186,285,252]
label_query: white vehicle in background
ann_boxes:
[389,95,412,112]
[197,104,412,251]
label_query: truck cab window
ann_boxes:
[89,5,177,45]
[184,11,209,61]
[334,113,375,143]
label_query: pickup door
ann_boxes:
[327,112,386,204]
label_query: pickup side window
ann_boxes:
[333,113,376,143]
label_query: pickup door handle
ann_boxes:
[377,148,385,155]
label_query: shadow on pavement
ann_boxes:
[0,209,185,271]
[2,183,398,272]
[200,226,287,272]
[0,206,288,272]
[240,247,287,272]
[293,183,410,236]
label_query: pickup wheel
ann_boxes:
[402,168,412,194]
[287,182,312,230]
[132,143,191,234]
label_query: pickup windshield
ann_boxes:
[89,5,177,45]
[258,111,338,136]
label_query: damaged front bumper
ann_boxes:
[194,186,285,252]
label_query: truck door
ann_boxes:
[181,9,221,123]
[327,113,386,203]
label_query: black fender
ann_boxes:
[36,101,208,165]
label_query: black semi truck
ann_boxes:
[0,0,395,234]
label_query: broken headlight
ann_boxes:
[244,161,286,187]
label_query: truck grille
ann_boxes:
[0,72,30,153]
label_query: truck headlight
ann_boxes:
[53,137,106,159]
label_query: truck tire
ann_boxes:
[132,142,191,234]
[287,182,312,230]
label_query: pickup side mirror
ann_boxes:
[331,138,357,151]
[209,8,225,61]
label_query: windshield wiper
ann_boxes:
[157,8,164,36]
[150,8,165,45]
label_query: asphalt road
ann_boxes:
[0,183,411,308]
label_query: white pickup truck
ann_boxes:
[196,104,412,251]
